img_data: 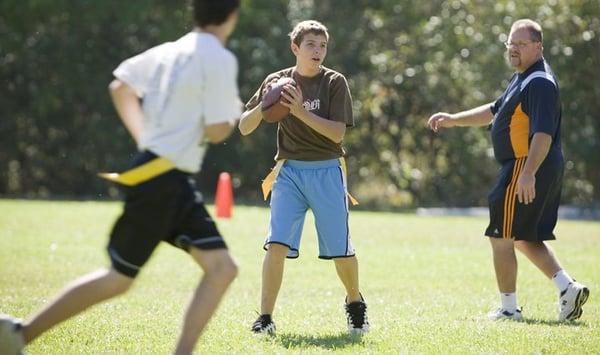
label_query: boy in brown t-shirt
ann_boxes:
[238,20,369,335]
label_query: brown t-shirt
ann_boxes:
[246,66,354,161]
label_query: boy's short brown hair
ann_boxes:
[289,20,329,46]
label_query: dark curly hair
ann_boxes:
[193,0,240,27]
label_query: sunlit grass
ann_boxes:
[1,199,598,354]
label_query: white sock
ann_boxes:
[500,292,518,312]
[552,269,574,292]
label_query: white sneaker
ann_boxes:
[487,308,523,321]
[558,281,589,322]
[0,314,24,355]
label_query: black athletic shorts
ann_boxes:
[485,153,564,241]
[107,151,226,277]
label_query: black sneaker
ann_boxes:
[345,297,369,334]
[251,314,275,334]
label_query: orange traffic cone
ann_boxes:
[215,172,233,218]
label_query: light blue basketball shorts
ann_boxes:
[265,159,355,259]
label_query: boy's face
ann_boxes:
[292,33,328,70]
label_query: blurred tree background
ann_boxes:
[1,0,598,209]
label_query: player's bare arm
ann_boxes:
[516,132,552,205]
[428,102,494,132]
[205,121,236,143]
[108,79,144,144]
[238,77,282,136]
[280,84,346,143]
[238,104,263,136]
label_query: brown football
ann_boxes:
[261,77,296,123]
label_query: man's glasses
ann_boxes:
[504,40,539,49]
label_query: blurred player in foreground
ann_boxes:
[1,1,242,354]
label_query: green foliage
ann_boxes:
[1,200,599,353]
[0,0,191,198]
[1,0,598,207]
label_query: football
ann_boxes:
[261,77,296,123]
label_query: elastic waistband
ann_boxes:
[133,151,190,176]
[284,159,341,169]
[131,150,160,167]
[99,150,188,187]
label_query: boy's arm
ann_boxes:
[291,108,346,143]
[281,85,346,143]
[108,79,144,145]
[205,122,236,143]
[238,76,282,136]
[238,105,263,136]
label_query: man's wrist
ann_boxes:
[448,114,460,126]
[520,168,536,176]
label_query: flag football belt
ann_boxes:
[261,158,359,206]
[98,157,175,186]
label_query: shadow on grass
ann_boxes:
[522,318,588,327]
[275,332,364,349]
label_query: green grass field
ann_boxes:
[1,199,599,354]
